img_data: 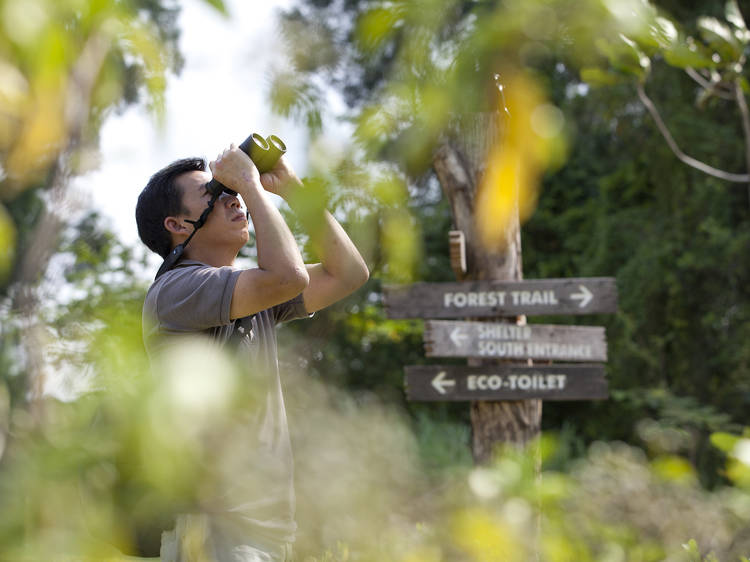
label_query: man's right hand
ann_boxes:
[208,144,262,198]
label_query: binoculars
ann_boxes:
[206,133,286,197]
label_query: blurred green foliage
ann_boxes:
[1,0,750,559]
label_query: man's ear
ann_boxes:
[164,216,189,235]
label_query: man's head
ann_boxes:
[136,157,249,260]
[136,158,204,258]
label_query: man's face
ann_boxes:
[173,170,250,254]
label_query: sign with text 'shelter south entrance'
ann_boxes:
[424,320,607,362]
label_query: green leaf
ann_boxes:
[650,16,678,49]
[200,0,228,16]
[580,67,628,86]
[662,40,716,69]
[0,203,16,283]
[697,16,742,61]
[651,455,696,484]
[594,35,650,78]
[710,431,739,453]
[356,7,404,54]
[681,539,700,559]
[725,0,749,35]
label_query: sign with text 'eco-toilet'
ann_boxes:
[404,365,608,401]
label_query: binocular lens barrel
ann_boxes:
[206,132,286,197]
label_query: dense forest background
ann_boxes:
[1,0,749,559]
[269,0,750,484]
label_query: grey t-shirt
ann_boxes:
[142,259,310,552]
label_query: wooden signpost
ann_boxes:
[384,275,617,455]
[384,280,615,402]
[389,110,619,462]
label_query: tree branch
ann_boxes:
[636,82,750,183]
[683,67,734,100]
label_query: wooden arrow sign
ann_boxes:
[405,364,608,401]
[424,320,607,362]
[383,277,617,318]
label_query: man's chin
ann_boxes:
[232,233,250,252]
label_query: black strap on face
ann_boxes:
[154,188,223,280]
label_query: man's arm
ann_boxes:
[261,166,369,314]
[210,146,309,319]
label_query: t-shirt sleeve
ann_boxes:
[271,292,313,325]
[153,265,242,331]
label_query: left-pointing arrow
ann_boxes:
[450,327,469,347]
[432,371,456,395]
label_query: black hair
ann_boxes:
[135,157,206,258]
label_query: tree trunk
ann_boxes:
[433,113,541,464]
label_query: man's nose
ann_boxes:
[220,192,240,207]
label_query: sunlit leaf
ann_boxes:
[402,545,442,562]
[542,529,588,562]
[650,455,696,484]
[5,87,66,182]
[0,203,16,282]
[0,60,28,153]
[200,0,229,16]
[727,457,750,488]
[711,431,740,453]
[116,19,168,118]
[725,0,749,38]
[580,66,629,86]
[356,6,404,54]
[697,16,743,61]
[451,507,525,562]
[475,72,565,250]
[650,16,678,48]
[662,40,716,69]
[682,538,700,556]
[381,207,419,283]
[594,35,650,77]
[1,0,49,46]
[372,176,408,207]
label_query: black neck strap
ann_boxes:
[154,191,222,280]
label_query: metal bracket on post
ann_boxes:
[449,230,467,279]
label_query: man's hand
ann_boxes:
[259,155,303,200]
[209,144,262,198]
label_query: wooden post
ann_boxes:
[432,113,541,464]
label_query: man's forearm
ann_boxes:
[310,210,369,287]
[286,182,368,288]
[244,186,307,281]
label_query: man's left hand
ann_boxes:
[259,156,302,200]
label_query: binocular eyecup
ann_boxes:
[206,133,287,197]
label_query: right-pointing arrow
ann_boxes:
[431,371,456,395]
[570,284,593,308]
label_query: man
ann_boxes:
[135,143,369,561]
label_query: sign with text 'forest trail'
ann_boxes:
[405,364,608,401]
[424,320,607,362]
[383,277,617,318]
